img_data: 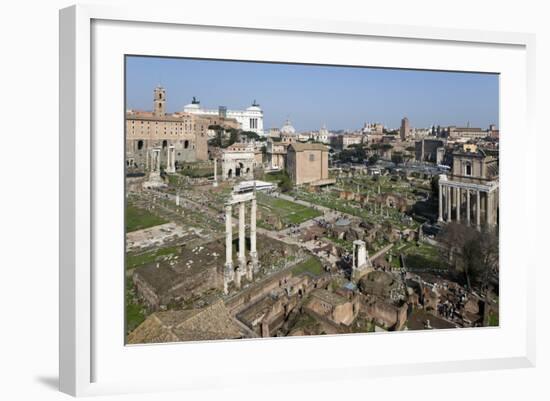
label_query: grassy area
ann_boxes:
[291,257,324,277]
[126,245,181,270]
[125,282,147,335]
[487,312,499,327]
[126,204,168,232]
[262,170,286,183]
[292,188,418,230]
[257,193,322,227]
[179,168,213,178]
[290,313,321,334]
[350,317,376,333]
[401,241,445,270]
[323,236,353,252]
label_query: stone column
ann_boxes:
[224,204,233,294]
[476,190,481,229]
[447,185,452,222]
[249,197,258,276]
[466,189,471,226]
[456,187,461,222]
[238,202,246,270]
[438,183,443,222]
[166,146,176,173]
[171,146,176,172]
[485,192,493,226]
[353,240,367,270]
[156,149,161,172]
[213,158,218,187]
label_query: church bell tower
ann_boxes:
[153,86,166,116]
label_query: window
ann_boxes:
[465,162,472,176]
[137,140,143,150]
[184,140,189,149]
[309,153,315,162]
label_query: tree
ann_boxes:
[278,170,293,192]
[438,223,472,285]
[368,154,379,165]
[227,129,239,147]
[208,124,225,147]
[391,151,404,165]
[438,222,499,295]
[241,130,261,141]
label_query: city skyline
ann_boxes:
[126,56,499,132]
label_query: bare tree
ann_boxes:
[438,222,499,295]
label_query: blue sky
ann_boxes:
[126,56,499,132]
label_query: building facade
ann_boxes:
[447,126,489,140]
[221,143,256,180]
[287,143,331,186]
[415,139,445,163]
[183,98,265,136]
[438,145,499,227]
[126,87,212,170]
[330,134,364,150]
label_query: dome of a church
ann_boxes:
[281,119,296,135]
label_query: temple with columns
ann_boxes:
[438,145,499,228]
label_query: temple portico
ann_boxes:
[438,145,499,228]
[438,175,499,228]
[223,189,259,294]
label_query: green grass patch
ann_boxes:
[290,313,319,333]
[179,168,213,178]
[402,242,445,270]
[125,281,147,334]
[126,245,181,270]
[257,193,322,226]
[263,170,286,182]
[323,236,353,252]
[126,205,167,232]
[291,257,324,277]
[487,312,499,327]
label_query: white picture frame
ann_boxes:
[59,4,536,397]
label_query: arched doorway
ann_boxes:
[236,162,243,177]
[227,169,233,178]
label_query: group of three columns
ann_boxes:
[224,198,258,294]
